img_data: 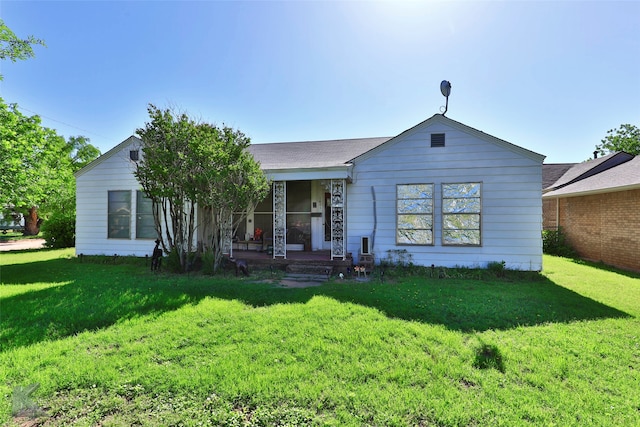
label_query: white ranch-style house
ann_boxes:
[75,114,545,270]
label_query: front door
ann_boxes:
[310,182,332,251]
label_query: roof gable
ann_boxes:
[351,114,545,164]
[74,135,142,177]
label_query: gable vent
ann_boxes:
[129,150,139,161]
[431,133,445,147]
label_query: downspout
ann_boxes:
[371,186,377,250]
[556,197,560,231]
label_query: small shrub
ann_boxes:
[41,211,75,248]
[487,260,506,277]
[200,249,215,275]
[164,250,183,273]
[383,249,413,267]
[542,228,576,257]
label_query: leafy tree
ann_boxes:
[0,98,100,236]
[0,19,45,79]
[67,135,101,172]
[41,136,101,247]
[135,104,270,273]
[595,124,640,156]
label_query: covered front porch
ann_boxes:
[230,178,348,261]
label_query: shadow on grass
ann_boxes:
[1,257,631,352]
[570,257,640,279]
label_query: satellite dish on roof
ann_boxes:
[440,80,451,97]
[440,80,452,116]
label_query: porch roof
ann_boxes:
[248,137,391,170]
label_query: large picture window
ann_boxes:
[136,191,156,239]
[442,182,481,245]
[396,184,434,245]
[108,190,131,239]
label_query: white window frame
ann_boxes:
[396,183,434,246]
[135,190,156,239]
[108,190,131,239]
[442,182,482,246]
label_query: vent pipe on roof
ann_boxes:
[593,151,598,160]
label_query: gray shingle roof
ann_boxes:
[247,137,392,170]
[547,152,634,190]
[542,163,575,189]
[543,154,640,197]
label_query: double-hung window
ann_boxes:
[396,184,434,245]
[442,182,481,245]
[136,191,156,239]
[108,190,131,238]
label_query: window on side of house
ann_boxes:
[442,182,481,246]
[396,184,434,245]
[108,190,131,239]
[136,190,156,239]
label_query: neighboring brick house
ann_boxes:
[542,163,575,230]
[542,152,640,272]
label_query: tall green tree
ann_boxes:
[594,124,640,156]
[135,104,269,272]
[67,135,101,172]
[0,99,99,235]
[0,19,45,79]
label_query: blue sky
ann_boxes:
[1,1,638,163]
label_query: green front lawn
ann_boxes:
[1,250,639,426]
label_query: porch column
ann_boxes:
[273,181,286,258]
[330,179,346,260]
[222,213,232,256]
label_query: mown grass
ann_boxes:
[1,249,639,426]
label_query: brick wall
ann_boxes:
[556,189,640,272]
[542,198,558,230]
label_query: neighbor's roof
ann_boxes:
[543,154,640,198]
[248,137,392,170]
[545,151,634,190]
[542,163,575,189]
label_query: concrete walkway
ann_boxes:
[0,238,46,251]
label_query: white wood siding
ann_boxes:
[76,142,157,256]
[347,122,543,271]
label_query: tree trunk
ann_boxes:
[23,206,41,236]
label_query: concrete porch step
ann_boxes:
[284,273,331,282]
[286,264,334,276]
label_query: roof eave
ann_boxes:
[543,183,640,199]
[263,165,353,181]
